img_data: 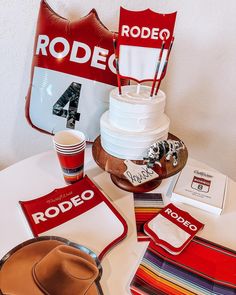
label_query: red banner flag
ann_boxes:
[117,7,177,83]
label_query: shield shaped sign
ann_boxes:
[26,0,128,141]
[191,176,211,193]
[117,7,177,83]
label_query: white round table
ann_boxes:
[0,145,235,294]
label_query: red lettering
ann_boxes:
[31,190,95,224]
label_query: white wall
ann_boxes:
[0,0,235,180]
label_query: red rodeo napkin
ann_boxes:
[144,203,204,255]
[20,176,128,260]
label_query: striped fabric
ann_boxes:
[133,193,164,242]
[130,238,236,295]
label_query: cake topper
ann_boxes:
[115,7,177,96]
[149,40,166,97]
[154,37,174,95]
[144,139,185,168]
[112,33,122,95]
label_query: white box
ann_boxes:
[171,165,227,215]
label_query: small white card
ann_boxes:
[171,165,228,215]
[123,160,159,186]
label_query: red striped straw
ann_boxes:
[112,33,122,95]
[150,41,166,97]
[155,37,174,96]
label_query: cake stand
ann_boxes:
[92,134,188,193]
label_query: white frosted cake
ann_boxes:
[100,85,170,160]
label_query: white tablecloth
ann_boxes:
[0,145,235,294]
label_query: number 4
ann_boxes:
[53,82,82,129]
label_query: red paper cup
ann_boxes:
[53,130,85,148]
[53,130,86,184]
[56,149,85,184]
[54,140,86,149]
[54,143,86,154]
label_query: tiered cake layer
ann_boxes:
[109,85,166,131]
[101,111,169,160]
[100,85,170,160]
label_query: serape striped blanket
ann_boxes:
[133,193,164,242]
[130,238,236,295]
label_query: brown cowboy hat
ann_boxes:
[0,236,103,295]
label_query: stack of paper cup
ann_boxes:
[53,130,86,184]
